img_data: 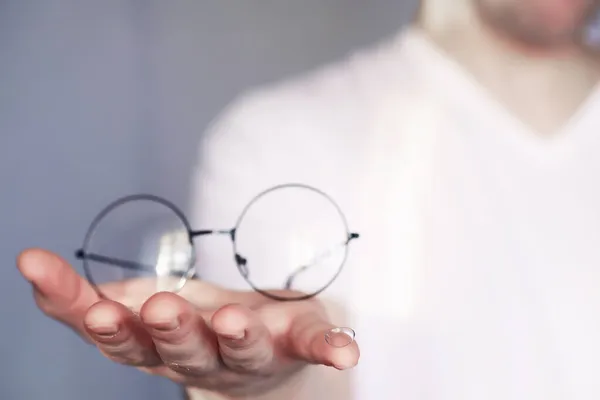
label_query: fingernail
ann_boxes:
[220,330,245,341]
[89,323,120,338]
[150,318,180,332]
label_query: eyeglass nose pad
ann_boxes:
[235,253,249,278]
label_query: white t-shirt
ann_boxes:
[188,27,600,399]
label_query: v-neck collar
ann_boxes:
[396,27,600,157]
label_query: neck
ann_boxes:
[413,6,600,134]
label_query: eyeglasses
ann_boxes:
[75,183,359,302]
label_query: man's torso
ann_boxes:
[191,28,600,399]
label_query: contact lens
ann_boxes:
[324,327,355,347]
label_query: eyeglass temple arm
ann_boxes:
[75,250,188,278]
[284,232,359,290]
[75,229,230,279]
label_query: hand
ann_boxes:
[17,249,359,397]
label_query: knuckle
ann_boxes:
[167,363,210,376]
[222,335,259,351]
[154,326,193,346]
[97,333,140,357]
[166,357,218,376]
[159,344,219,374]
[108,356,145,367]
[227,355,273,374]
[221,345,274,374]
[157,337,214,364]
[98,341,133,357]
[99,344,159,367]
[169,364,194,375]
[99,349,137,365]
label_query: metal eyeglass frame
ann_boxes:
[75,183,360,302]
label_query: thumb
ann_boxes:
[17,248,100,340]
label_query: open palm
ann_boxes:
[17,249,359,397]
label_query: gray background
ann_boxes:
[0,1,416,399]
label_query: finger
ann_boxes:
[84,300,161,366]
[211,304,274,374]
[140,292,220,376]
[287,313,360,370]
[17,248,99,339]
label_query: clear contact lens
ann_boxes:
[324,327,355,348]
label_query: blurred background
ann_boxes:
[0,1,417,399]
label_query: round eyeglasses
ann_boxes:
[75,183,359,302]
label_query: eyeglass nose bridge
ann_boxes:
[189,228,234,238]
[188,226,252,280]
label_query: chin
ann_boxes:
[492,24,580,52]
[504,14,586,49]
